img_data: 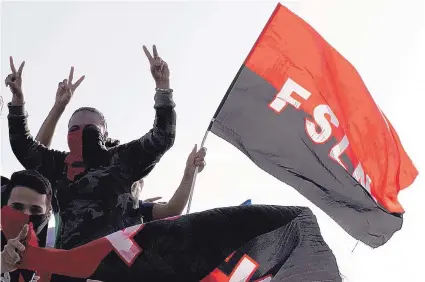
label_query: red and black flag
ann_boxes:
[2,205,341,282]
[208,4,418,248]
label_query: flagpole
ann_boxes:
[185,65,247,214]
[185,5,279,214]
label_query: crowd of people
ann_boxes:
[1,45,207,279]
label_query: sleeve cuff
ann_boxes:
[154,92,175,108]
[139,201,155,223]
[7,102,26,116]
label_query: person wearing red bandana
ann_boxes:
[5,45,176,251]
[35,86,207,225]
[1,170,52,281]
[31,54,207,246]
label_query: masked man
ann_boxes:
[1,170,52,281]
[5,45,176,250]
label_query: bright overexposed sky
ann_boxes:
[1,1,424,281]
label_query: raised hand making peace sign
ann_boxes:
[143,45,170,89]
[5,56,25,104]
[1,224,28,274]
[55,66,85,107]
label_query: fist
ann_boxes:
[185,144,207,175]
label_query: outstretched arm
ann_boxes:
[8,102,66,182]
[152,145,207,220]
[113,89,176,182]
[112,45,176,184]
[36,104,65,147]
[36,69,85,147]
[6,58,70,183]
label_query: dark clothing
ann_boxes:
[8,91,176,250]
[139,200,154,223]
[1,176,10,186]
[18,206,341,282]
[48,200,154,248]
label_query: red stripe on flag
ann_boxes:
[243,3,417,213]
[20,237,114,278]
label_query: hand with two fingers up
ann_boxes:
[143,45,170,90]
[1,225,28,274]
[5,56,25,106]
[55,66,85,110]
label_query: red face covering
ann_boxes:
[65,125,110,181]
[1,207,53,281]
[64,127,85,181]
[1,206,116,279]
[1,206,39,247]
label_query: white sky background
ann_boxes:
[1,0,424,281]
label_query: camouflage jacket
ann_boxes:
[7,91,176,249]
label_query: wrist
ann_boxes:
[156,80,170,89]
[52,102,66,113]
[11,96,24,106]
[183,168,194,181]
